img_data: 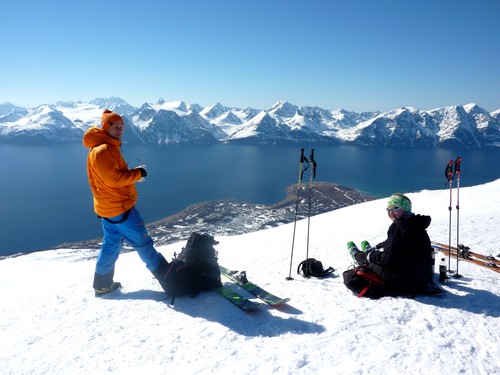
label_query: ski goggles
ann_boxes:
[386,206,402,213]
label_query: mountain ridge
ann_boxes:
[0,98,498,148]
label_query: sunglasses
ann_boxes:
[386,206,401,212]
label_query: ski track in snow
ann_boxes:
[1,180,499,375]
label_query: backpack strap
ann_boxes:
[297,259,307,276]
[355,266,385,298]
[319,266,335,277]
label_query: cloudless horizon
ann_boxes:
[1,0,499,112]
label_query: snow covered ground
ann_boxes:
[1,180,499,375]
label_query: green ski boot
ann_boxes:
[347,241,360,264]
[361,241,372,252]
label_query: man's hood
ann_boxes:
[83,127,120,149]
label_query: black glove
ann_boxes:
[366,248,380,263]
[133,165,147,182]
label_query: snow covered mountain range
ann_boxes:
[1,97,499,148]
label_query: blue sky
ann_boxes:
[1,0,499,112]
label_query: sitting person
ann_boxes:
[343,194,436,298]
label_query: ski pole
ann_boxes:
[305,149,317,266]
[287,148,309,280]
[445,159,455,273]
[453,156,462,278]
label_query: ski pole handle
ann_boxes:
[444,160,454,183]
[300,148,308,163]
[299,148,309,181]
[310,149,317,179]
[454,157,461,173]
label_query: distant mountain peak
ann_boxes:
[165,100,187,112]
[200,102,228,119]
[269,100,298,118]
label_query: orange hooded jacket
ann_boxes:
[83,127,143,218]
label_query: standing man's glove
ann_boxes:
[133,165,147,182]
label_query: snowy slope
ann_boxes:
[1,180,499,374]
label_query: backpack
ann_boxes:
[297,258,335,278]
[159,259,198,297]
[175,232,223,293]
[343,265,386,298]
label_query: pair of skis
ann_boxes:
[431,242,499,273]
[287,148,317,280]
[444,157,462,277]
[215,265,290,312]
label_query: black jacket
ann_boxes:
[355,213,434,294]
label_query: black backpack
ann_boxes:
[158,259,198,297]
[342,265,386,298]
[174,232,223,294]
[297,258,335,278]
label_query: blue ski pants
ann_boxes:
[95,206,162,276]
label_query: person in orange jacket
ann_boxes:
[83,109,169,296]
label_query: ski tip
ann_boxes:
[249,304,265,311]
[267,298,291,306]
[237,301,265,312]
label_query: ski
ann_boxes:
[220,266,290,306]
[432,242,499,263]
[214,285,264,312]
[431,242,500,273]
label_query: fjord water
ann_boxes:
[1,143,499,255]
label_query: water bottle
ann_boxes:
[439,258,448,283]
